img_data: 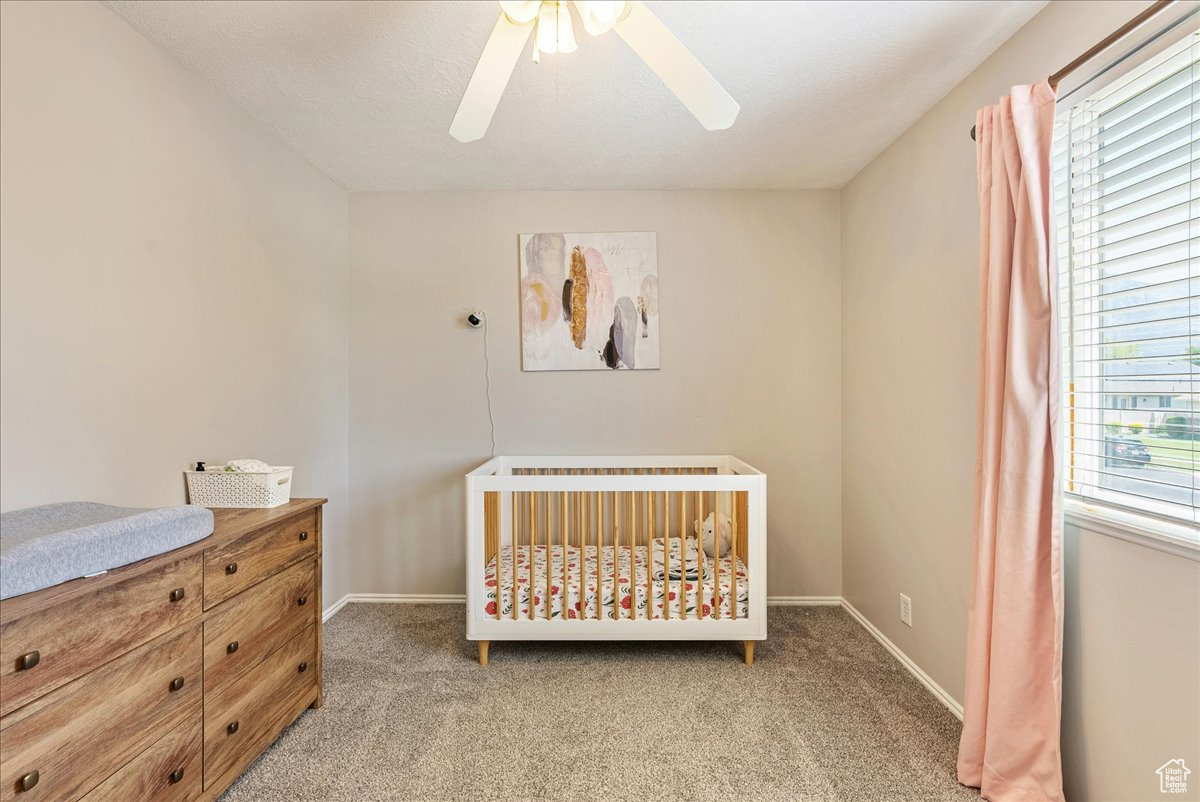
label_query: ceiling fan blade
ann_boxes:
[449,13,534,143]
[614,1,739,131]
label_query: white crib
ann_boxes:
[465,456,766,665]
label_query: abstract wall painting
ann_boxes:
[519,232,659,371]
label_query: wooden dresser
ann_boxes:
[0,498,326,802]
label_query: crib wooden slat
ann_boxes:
[664,483,670,620]
[598,479,603,621]
[526,475,531,622]
[560,476,567,622]
[530,473,535,624]
[484,491,497,566]
[566,481,572,619]
[532,481,537,623]
[610,479,616,622]
[629,482,636,621]
[663,477,671,622]
[609,480,619,624]
[625,487,632,621]
[731,489,738,621]
[679,477,686,620]
[569,484,575,621]
[737,489,749,573]
[659,479,665,621]
[714,488,721,621]
[574,475,579,613]
[597,482,604,619]
[632,481,639,622]
[589,484,595,620]
[615,485,622,621]
[634,482,640,621]
[692,484,698,620]
[644,483,652,620]
[523,483,528,618]
[649,477,656,620]
[511,489,517,620]
[545,483,551,621]
[486,492,498,620]
[696,489,700,619]
[682,479,688,621]
[667,478,673,621]
[576,480,580,619]
[629,476,636,622]
[581,484,587,618]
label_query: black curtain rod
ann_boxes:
[970,0,1176,141]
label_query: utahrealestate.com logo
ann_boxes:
[1157,759,1190,794]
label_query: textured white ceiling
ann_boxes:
[103,0,1046,191]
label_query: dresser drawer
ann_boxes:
[204,626,317,788]
[0,625,201,802]
[81,717,201,802]
[203,511,316,609]
[0,554,202,717]
[204,559,315,693]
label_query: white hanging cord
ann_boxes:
[478,312,497,458]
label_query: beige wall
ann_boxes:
[1062,523,1200,801]
[841,1,1199,800]
[0,0,351,609]
[349,191,841,598]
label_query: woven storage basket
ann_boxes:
[185,466,293,508]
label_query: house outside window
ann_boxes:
[1054,30,1199,526]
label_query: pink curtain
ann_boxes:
[958,80,1064,802]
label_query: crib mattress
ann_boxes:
[0,502,214,599]
[483,538,748,620]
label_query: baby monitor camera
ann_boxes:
[467,311,483,328]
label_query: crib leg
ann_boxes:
[743,641,755,666]
[478,640,489,667]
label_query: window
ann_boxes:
[1054,30,1199,527]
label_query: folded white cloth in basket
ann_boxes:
[224,459,273,473]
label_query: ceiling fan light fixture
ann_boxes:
[573,1,627,36]
[533,0,577,62]
[450,0,739,143]
[498,0,540,25]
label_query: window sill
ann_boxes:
[1064,499,1199,562]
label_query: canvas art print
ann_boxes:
[519,232,659,371]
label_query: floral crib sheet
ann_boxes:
[483,537,749,620]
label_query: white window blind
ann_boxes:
[1054,30,1199,527]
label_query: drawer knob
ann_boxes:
[299,531,309,541]
[169,676,185,692]
[297,595,308,607]
[298,661,309,673]
[227,641,239,654]
[168,767,185,784]
[18,771,39,792]
[227,720,239,735]
[225,562,238,575]
[16,651,40,671]
[169,587,186,602]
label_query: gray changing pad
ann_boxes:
[0,502,214,600]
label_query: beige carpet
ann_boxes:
[220,604,979,801]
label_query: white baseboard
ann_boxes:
[323,593,464,620]
[767,595,842,606]
[321,592,964,721]
[350,593,467,604]
[322,594,352,622]
[840,599,964,720]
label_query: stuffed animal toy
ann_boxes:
[694,512,732,558]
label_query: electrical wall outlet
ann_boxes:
[899,593,913,627]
